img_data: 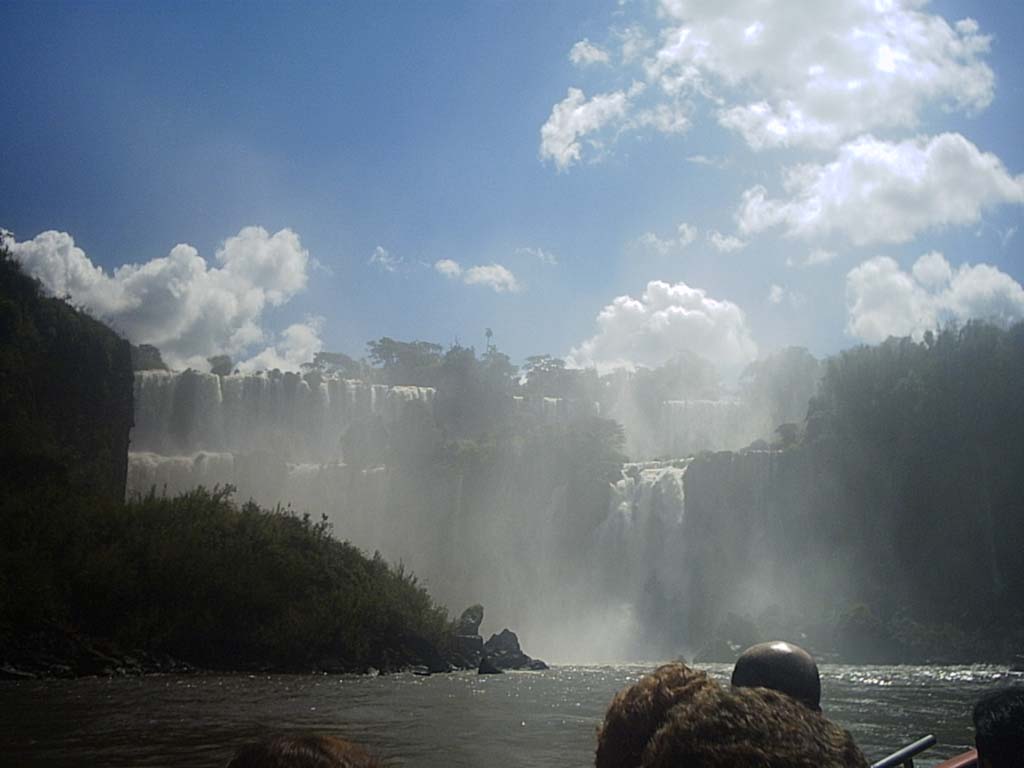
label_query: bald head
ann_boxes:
[731,641,821,711]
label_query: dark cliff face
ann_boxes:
[0,249,133,504]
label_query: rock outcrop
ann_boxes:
[448,605,548,671]
[449,604,486,668]
[482,629,548,671]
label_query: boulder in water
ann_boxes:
[482,628,547,671]
[448,604,487,669]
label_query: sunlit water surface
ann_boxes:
[1,664,1018,767]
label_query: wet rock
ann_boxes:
[450,634,484,669]
[456,605,484,636]
[478,656,503,674]
[447,604,487,669]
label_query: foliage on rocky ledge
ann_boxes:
[1,483,450,674]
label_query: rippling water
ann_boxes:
[1,664,1019,767]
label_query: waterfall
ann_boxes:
[128,371,437,529]
[535,460,688,660]
[128,370,704,661]
[660,399,758,455]
[595,461,688,602]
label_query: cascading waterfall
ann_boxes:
[660,399,758,456]
[127,370,741,661]
[584,461,691,658]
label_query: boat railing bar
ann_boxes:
[871,735,937,768]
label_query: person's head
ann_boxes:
[973,687,1024,768]
[595,662,717,768]
[731,641,822,711]
[226,734,384,768]
[642,685,868,768]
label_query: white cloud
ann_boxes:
[369,245,401,272]
[463,264,521,293]
[570,39,610,66]
[618,25,653,64]
[676,222,698,247]
[540,87,632,170]
[737,133,1024,245]
[435,258,520,293]
[911,250,952,288]
[765,283,805,308]
[686,154,727,168]
[634,101,691,134]
[543,1,995,162]
[516,246,558,265]
[8,226,312,370]
[846,252,1024,342]
[787,248,837,268]
[654,0,993,150]
[434,258,463,278]
[567,279,757,375]
[708,230,746,253]
[638,222,697,255]
[238,318,325,373]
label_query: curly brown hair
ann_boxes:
[641,685,868,768]
[226,734,386,768]
[595,662,718,768]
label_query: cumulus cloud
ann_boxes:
[463,264,521,293]
[237,318,325,373]
[654,0,993,150]
[567,279,758,374]
[638,222,697,255]
[540,87,633,170]
[737,133,1024,245]
[542,1,995,163]
[369,245,401,272]
[633,101,691,134]
[617,25,653,64]
[708,230,746,253]
[7,226,315,370]
[434,259,520,293]
[767,284,786,305]
[846,252,1024,342]
[570,39,610,66]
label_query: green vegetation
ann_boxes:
[806,322,1024,650]
[1,481,449,671]
[682,321,1024,663]
[0,241,133,504]
[131,343,168,371]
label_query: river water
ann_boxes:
[1,664,1018,767]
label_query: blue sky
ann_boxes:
[3,0,1022,374]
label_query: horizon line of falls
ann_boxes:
[128,370,733,661]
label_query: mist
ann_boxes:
[125,341,824,663]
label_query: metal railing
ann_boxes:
[871,735,937,768]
